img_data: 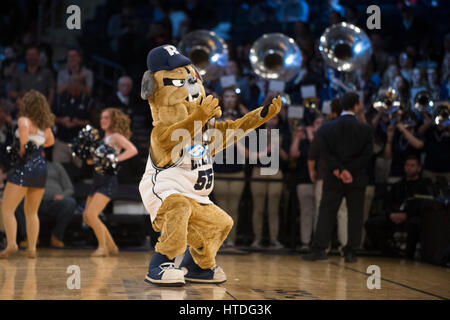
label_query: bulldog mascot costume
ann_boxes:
[139,44,281,286]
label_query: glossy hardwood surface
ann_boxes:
[0,249,448,300]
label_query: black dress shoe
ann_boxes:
[344,251,357,263]
[302,250,328,261]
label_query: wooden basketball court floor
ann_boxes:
[0,248,448,300]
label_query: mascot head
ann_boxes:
[141,45,206,126]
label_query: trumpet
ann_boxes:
[414,90,434,114]
[373,87,402,114]
[303,97,319,110]
[434,103,450,127]
[372,87,404,127]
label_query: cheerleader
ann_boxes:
[0,90,55,259]
[83,108,138,257]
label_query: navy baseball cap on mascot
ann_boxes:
[146,45,192,72]
[141,44,212,128]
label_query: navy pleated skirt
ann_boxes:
[7,148,47,188]
[90,171,118,198]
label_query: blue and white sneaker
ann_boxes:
[145,251,185,286]
[179,248,227,284]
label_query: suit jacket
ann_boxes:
[318,114,374,185]
[104,93,132,114]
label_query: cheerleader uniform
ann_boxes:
[90,134,119,198]
[7,128,47,188]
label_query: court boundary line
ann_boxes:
[220,283,238,300]
[328,261,449,300]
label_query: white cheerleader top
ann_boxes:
[15,128,46,146]
[104,134,121,155]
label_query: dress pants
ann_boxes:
[314,179,348,247]
[312,173,366,252]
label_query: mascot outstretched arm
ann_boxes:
[139,45,280,286]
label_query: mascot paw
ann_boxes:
[196,95,221,120]
[260,96,282,118]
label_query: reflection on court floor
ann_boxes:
[0,249,448,300]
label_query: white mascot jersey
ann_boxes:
[139,143,214,222]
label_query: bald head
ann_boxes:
[118,76,133,96]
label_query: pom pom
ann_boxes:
[5,140,40,167]
[93,143,119,175]
[70,125,101,160]
[5,142,20,167]
[24,141,40,157]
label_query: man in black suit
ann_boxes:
[104,76,135,115]
[303,92,374,262]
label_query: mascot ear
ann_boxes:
[141,70,154,100]
[191,65,203,82]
